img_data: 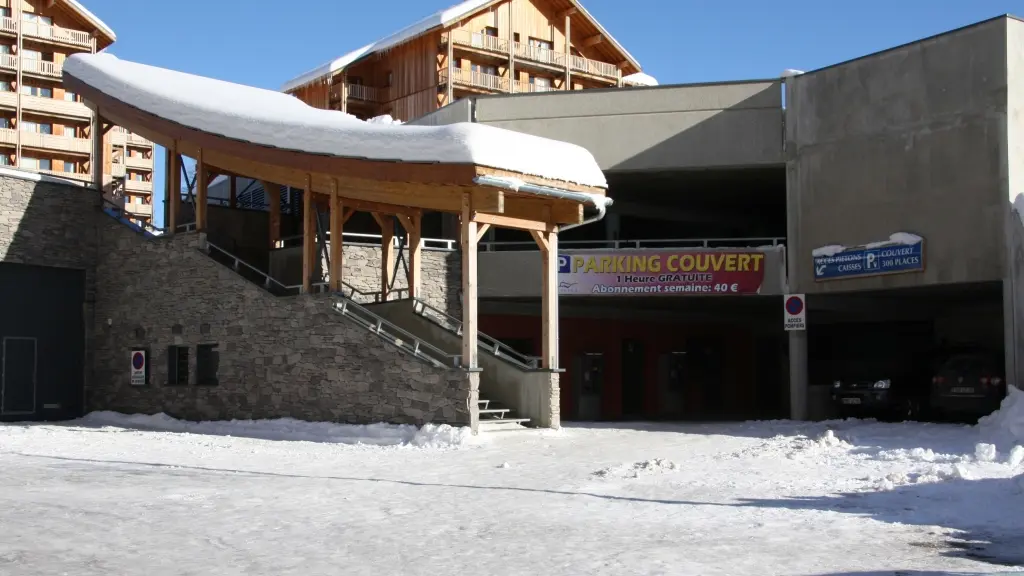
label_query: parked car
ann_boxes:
[930,351,1005,418]
[830,360,924,421]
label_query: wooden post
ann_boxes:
[461,194,478,368]
[302,174,314,294]
[90,111,103,191]
[446,29,454,105]
[263,180,280,248]
[329,180,343,292]
[407,212,422,300]
[167,142,180,232]
[195,149,207,231]
[564,12,571,90]
[508,1,515,93]
[532,225,559,369]
[341,71,348,114]
[229,175,237,208]
[376,213,394,301]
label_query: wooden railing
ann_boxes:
[445,68,509,92]
[124,154,152,169]
[21,94,92,119]
[569,54,618,78]
[0,53,16,71]
[0,17,16,34]
[110,162,125,177]
[21,21,93,49]
[20,131,92,154]
[127,132,152,146]
[0,128,15,145]
[23,58,62,78]
[347,83,379,102]
[37,168,91,182]
[450,29,509,54]
[124,179,153,193]
[514,80,556,94]
[513,41,565,68]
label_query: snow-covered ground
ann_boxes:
[2,398,1023,576]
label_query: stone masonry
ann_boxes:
[91,218,473,426]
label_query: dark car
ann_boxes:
[930,351,1005,418]
[830,360,923,421]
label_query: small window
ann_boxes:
[167,345,189,386]
[63,91,76,102]
[513,33,520,43]
[37,158,51,170]
[63,162,76,173]
[196,344,219,386]
[483,26,498,37]
[385,71,393,87]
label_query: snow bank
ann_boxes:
[1013,192,1024,230]
[978,385,1024,449]
[592,458,679,479]
[622,72,658,86]
[78,411,473,449]
[64,53,607,188]
[812,233,923,257]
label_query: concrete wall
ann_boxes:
[453,82,783,172]
[479,246,788,298]
[90,222,473,426]
[409,98,473,126]
[268,243,462,317]
[1005,17,1024,387]
[787,17,1010,294]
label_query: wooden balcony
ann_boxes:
[22,58,62,79]
[0,53,16,72]
[21,94,93,120]
[109,127,127,146]
[569,54,618,78]
[0,90,14,109]
[444,68,509,93]
[0,17,16,35]
[347,83,380,102]
[124,178,153,193]
[513,41,565,68]
[20,130,92,154]
[124,201,153,216]
[450,29,509,55]
[0,127,16,145]
[124,154,152,169]
[38,168,91,182]
[513,80,557,94]
[127,132,152,146]
[110,161,125,177]
[21,21,93,49]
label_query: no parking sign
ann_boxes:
[784,294,806,331]
[130,349,147,386]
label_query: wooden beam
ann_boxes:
[474,223,491,244]
[167,141,180,232]
[302,173,314,294]
[228,175,237,208]
[346,197,423,219]
[379,214,394,301]
[502,197,583,225]
[538,226,558,369]
[195,148,208,231]
[474,212,552,233]
[263,181,281,248]
[461,193,479,368]
[395,209,424,299]
[342,207,355,225]
[581,34,603,47]
[329,180,343,292]
[529,230,549,253]
[560,7,577,18]
[564,12,572,88]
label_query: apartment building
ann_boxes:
[282,0,655,121]
[0,0,154,224]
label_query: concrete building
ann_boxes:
[0,0,154,224]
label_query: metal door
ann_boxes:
[2,337,37,416]
[574,352,605,420]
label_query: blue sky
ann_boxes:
[79,0,1022,227]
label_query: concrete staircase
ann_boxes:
[478,399,531,431]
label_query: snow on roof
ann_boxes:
[63,0,116,42]
[623,72,658,86]
[280,0,642,92]
[65,53,607,188]
[281,0,493,92]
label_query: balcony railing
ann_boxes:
[0,90,14,108]
[450,29,509,54]
[21,94,92,119]
[124,154,152,169]
[124,201,153,216]
[444,68,509,92]
[20,131,91,154]
[22,58,62,78]
[569,54,618,78]
[110,162,125,177]
[21,21,93,49]
[347,83,379,102]
[513,41,565,68]
[0,17,16,34]
[0,53,16,71]
[124,179,153,193]
[127,132,151,146]
[514,80,556,94]
[109,128,126,146]
[37,168,91,182]
[0,128,15,145]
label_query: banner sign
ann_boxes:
[813,235,925,281]
[557,250,767,296]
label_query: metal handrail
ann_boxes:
[176,221,197,232]
[273,232,457,252]
[411,297,541,371]
[479,236,786,251]
[101,198,165,237]
[330,296,462,370]
[205,240,291,292]
[290,280,409,302]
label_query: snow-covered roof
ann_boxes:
[281,0,642,92]
[64,53,607,188]
[622,72,658,86]
[63,0,116,42]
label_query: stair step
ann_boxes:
[479,408,510,416]
[480,418,530,426]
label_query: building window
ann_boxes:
[513,33,520,43]
[63,161,77,173]
[530,76,552,91]
[21,157,51,170]
[0,155,9,166]
[64,91,77,102]
[529,37,553,50]
[0,81,9,93]
[484,26,498,37]
[385,71,393,87]
[0,117,9,129]
[0,7,10,18]
[453,58,462,69]
[471,63,497,76]
[196,343,219,386]
[21,121,52,134]
[20,85,53,98]
[167,345,189,386]
[21,13,53,26]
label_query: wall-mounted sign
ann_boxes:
[784,294,806,331]
[812,233,925,282]
[130,349,147,386]
[558,250,767,296]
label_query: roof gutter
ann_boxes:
[473,175,613,232]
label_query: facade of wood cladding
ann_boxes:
[287,0,637,122]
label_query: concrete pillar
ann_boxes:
[784,76,809,420]
[789,330,809,420]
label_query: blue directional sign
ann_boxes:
[813,239,925,281]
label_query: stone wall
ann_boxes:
[91,219,473,426]
[336,244,462,317]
